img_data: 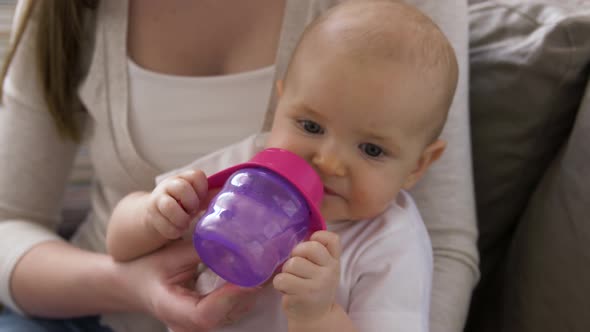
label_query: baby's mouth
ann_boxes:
[323,186,340,197]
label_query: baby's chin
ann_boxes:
[321,201,387,224]
[320,197,349,223]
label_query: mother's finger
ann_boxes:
[153,284,213,331]
[156,240,201,271]
[195,283,260,325]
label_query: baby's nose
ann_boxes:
[311,153,346,177]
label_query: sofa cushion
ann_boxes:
[467,1,590,330]
[501,75,590,332]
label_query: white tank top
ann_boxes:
[127,59,274,171]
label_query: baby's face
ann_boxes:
[267,55,437,222]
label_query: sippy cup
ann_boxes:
[193,148,325,288]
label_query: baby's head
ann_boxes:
[267,0,458,222]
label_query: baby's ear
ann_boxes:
[402,139,446,190]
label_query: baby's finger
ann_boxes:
[178,170,208,201]
[164,177,201,214]
[272,272,308,295]
[310,231,341,259]
[290,240,332,266]
[201,188,221,210]
[151,210,183,239]
[281,256,319,279]
[157,195,191,230]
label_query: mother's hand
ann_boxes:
[117,240,259,332]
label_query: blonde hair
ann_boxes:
[0,0,98,141]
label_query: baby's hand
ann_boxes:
[273,231,341,323]
[145,169,208,240]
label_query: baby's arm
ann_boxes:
[106,170,208,261]
[273,231,359,332]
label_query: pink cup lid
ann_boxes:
[207,148,326,234]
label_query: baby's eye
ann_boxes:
[298,120,324,134]
[359,143,384,158]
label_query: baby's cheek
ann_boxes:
[351,190,390,220]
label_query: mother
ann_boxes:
[0,1,478,331]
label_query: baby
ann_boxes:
[106,1,458,331]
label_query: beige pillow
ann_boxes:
[467,1,590,330]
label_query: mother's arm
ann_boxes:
[0,0,118,316]
[405,1,480,331]
[0,87,256,331]
[0,2,258,330]
[0,30,142,316]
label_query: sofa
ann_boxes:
[465,0,590,331]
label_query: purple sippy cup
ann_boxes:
[193,148,325,288]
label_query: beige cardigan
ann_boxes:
[0,0,477,331]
